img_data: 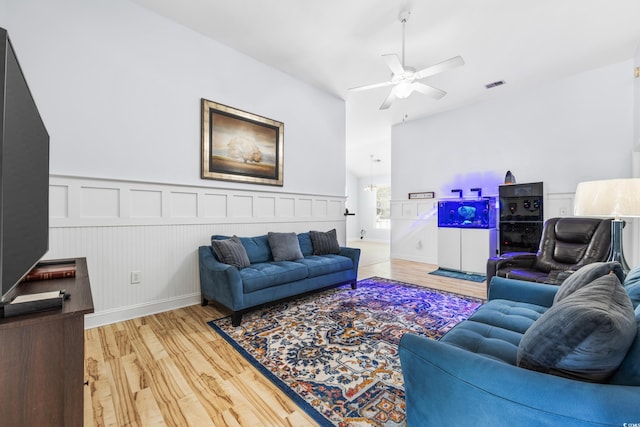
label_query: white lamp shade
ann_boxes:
[574,178,640,218]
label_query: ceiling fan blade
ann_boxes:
[348,80,394,92]
[379,88,398,110]
[414,56,465,80]
[382,54,405,75]
[412,82,446,99]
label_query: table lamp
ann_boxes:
[573,178,640,274]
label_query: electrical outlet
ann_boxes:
[559,207,568,215]
[131,271,141,284]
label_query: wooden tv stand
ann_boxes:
[0,257,93,427]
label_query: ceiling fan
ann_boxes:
[349,10,464,110]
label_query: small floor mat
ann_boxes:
[429,268,486,282]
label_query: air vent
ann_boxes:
[485,80,506,89]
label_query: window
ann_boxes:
[376,186,390,229]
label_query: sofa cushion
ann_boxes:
[517,273,637,382]
[213,234,272,263]
[297,232,314,256]
[310,229,340,255]
[554,261,625,304]
[239,261,309,293]
[211,236,250,269]
[294,254,353,278]
[440,299,547,365]
[440,320,524,365]
[466,299,547,334]
[268,232,303,261]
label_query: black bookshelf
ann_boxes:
[498,182,544,254]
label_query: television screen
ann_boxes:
[0,28,50,303]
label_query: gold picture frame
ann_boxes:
[201,99,284,186]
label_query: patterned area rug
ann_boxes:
[208,277,483,426]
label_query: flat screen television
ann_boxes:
[0,27,50,304]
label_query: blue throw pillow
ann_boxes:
[553,262,625,304]
[268,232,304,261]
[518,273,637,382]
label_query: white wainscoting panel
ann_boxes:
[170,192,198,218]
[202,193,228,218]
[131,189,162,218]
[47,175,346,328]
[279,197,295,217]
[256,196,277,217]
[297,198,313,217]
[81,187,120,218]
[50,185,68,218]
[231,195,253,218]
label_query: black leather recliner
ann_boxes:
[486,217,612,292]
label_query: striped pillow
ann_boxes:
[211,236,250,269]
[310,229,340,255]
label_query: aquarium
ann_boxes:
[438,198,497,229]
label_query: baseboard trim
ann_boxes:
[84,293,201,329]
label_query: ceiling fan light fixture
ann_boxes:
[348,10,463,110]
[395,81,414,99]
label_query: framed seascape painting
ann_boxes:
[201,99,284,186]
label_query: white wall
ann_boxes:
[357,175,391,243]
[1,0,345,195]
[1,0,347,326]
[345,171,359,240]
[345,172,392,243]
[392,59,637,265]
[636,45,640,149]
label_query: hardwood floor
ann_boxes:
[83,258,486,426]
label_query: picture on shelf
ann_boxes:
[408,191,435,199]
[201,99,284,186]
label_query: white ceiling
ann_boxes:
[130,0,640,178]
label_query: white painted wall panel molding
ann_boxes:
[130,189,162,218]
[49,175,346,227]
[81,187,119,218]
[202,193,228,218]
[47,175,347,327]
[279,197,296,217]
[50,185,68,218]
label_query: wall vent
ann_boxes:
[485,80,506,89]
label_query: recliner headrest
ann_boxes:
[554,218,602,243]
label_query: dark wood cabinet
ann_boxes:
[0,258,93,427]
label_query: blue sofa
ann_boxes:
[199,232,360,326]
[399,265,640,426]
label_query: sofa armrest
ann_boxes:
[487,252,537,273]
[339,247,361,281]
[399,333,640,427]
[486,252,538,295]
[488,276,558,307]
[198,246,244,310]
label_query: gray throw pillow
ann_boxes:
[310,229,340,255]
[517,273,637,382]
[211,236,250,269]
[554,262,625,304]
[268,232,303,261]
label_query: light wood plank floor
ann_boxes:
[84,258,486,426]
